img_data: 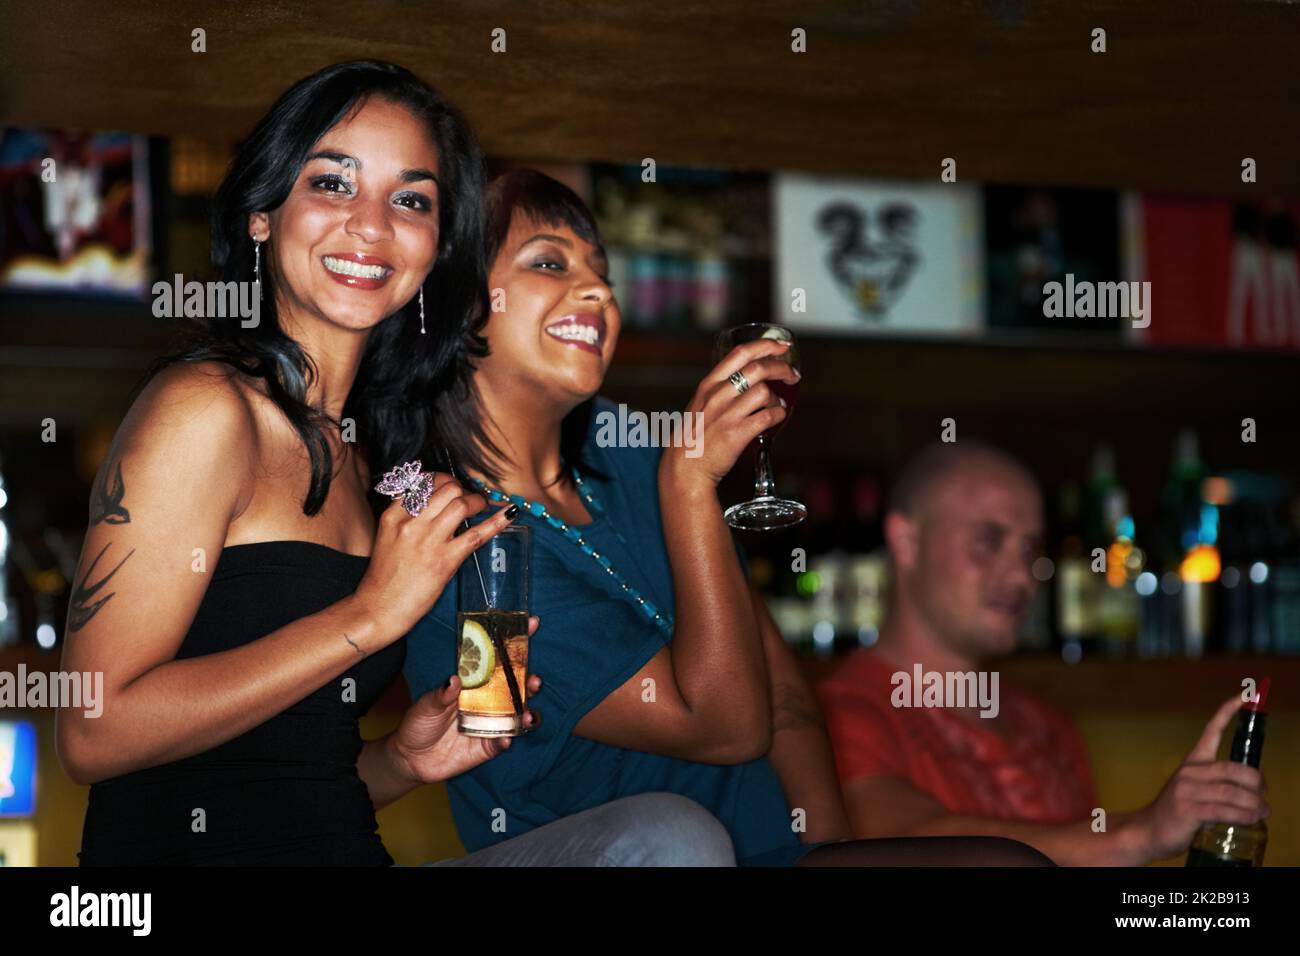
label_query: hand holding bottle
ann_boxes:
[1130,694,1269,862]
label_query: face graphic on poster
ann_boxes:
[775,174,984,335]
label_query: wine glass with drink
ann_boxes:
[713,323,806,531]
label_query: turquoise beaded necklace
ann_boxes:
[466,468,674,637]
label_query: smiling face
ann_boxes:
[895,457,1044,659]
[476,211,620,408]
[251,95,441,334]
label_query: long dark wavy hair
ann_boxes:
[460,167,609,487]
[151,60,492,514]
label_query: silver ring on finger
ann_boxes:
[728,370,751,395]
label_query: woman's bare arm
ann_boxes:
[56,364,392,782]
[573,339,800,763]
[573,487,771,764]
[57,362,513,785]
[752,589,851,842]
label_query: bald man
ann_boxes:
[816,440,1269,865]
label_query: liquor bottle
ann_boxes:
[1055,482,1092,664]
[1216,480,1300,656]
[1159,429,1205,567]
[1082,445,1119,562]
[1105,491,1143,654]
[1160,429,1217,656]
[1271,557,1300,655]
[1263,501,1300,654]
[768,477,835,657]
[1079,446,1131,656]
[1186,678,1271,867]
[804,478,844,657]
[844,475,887,650]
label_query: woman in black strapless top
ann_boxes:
[79,543,406,865]
[59,61,531,866]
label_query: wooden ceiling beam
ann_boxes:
[1,1,1297,198]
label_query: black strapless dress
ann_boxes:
[78,541,405,866]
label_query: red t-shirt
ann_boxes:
[816,649,1097,824]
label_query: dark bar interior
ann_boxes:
[0,0,1296,891]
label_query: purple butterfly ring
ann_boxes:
[374,460,437,517]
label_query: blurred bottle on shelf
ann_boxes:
[1083,445,1143,656]
[1215,473,1300,656]
[1161,429,1218,658]
[764,557,808,655]
[1055,482,1094,663]
[1081,445,1118,557]
[766,476,834,656]
[1256,480,1300,655]
[691,243,730,332]
[1213,481,1254,655]
[762,472,890,659]
[844,475,887,651]
[808,552,846,659]
[844,553,888,651]
[623,204,663,330]
[1101,496,1143,655]
[1271,558,1300,654]
[803,478,841,658]
[660,232,694,332]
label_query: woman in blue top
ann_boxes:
[406,169,1054,867]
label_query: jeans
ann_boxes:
[424,793,736,867]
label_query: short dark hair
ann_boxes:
[483,167,604,266]
[889,440,1035,518]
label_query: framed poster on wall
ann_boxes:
[773,173,983,335]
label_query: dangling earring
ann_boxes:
[253,238,263,301]
[419,285,426,334]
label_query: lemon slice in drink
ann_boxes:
[760,327,790,342]
[458,619,495,689]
